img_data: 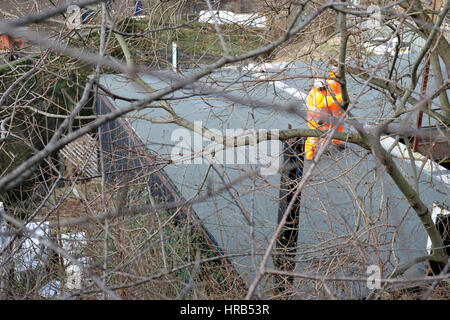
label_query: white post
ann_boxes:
[66,265,82,290]
[66,5,82,31]
[0,202,7,299]
[172,42,179,73]
[0,202,4,238]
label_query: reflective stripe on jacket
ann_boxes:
[328,71,341,95]
[307,89,342,124]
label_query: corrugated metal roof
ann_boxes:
[59,134,99,178]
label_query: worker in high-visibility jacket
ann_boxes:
[305,79,343,161]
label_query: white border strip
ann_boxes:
[427,204,450,254]
[243,62,308,101]
[380,136,450,185]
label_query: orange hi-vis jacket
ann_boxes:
[305,88,343,160]
[327,72,343,145]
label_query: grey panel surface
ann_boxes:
[98,65,449,296]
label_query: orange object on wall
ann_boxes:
[0,34,24,55]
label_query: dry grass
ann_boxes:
[28,178,249,299]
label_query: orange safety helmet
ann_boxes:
[327,68,341,95]
[329,67,338,77]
